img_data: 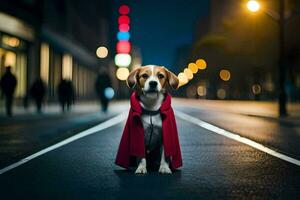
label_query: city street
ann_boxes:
[1,0,300,199]
[0,100,300,199]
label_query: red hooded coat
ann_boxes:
[115,92,182,170]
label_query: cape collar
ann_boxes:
[141,108,161,116]
[130,92,172,116]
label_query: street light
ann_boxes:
[246,0,287,117]
[247,0,260,12]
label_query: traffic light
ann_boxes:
[115,4,132,69]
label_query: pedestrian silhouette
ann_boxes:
[95,69,112,113]
[29,78,46,113]
[0,66,17,116]
[58,79,75,112]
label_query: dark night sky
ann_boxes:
[129,0,210,71]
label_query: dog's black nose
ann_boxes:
[149,81,158,88]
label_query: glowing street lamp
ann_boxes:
[245,0,287,116]
[247,0,260,12]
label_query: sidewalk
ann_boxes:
[0,100,128,118]
[173,99,300,124]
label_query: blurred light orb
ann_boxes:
[178,72,188,86]
[3,36,20,47]
[115,54,131,67]
[119,5,130,15]
[197,86,207,97]
[184,68,193,80]
[116,67,130,81]
[247,0,260,12]
[217,89,226,99]
[219,69,231,81]
[188,63,198,74]
[96,46,108,58]
[119,24,130,32]
[252,84,262,94]
[116,41,131,54]
[186,86,197,98]
[196,59,207,70]
[104,87,115,99]
[118,15,130,24]
[117,32,130,41]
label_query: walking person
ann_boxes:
[29,78,46,113]
[0,66,17,117]
[95,69,112,113]
[57,79,75,112]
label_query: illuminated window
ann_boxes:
[40,43,49,84]
[62,54,73,80]
[4,51,16,67]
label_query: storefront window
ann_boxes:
[0,33,27,98]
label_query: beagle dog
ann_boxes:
[126,65,179,174]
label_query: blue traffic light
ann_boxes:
[117,31,130,41]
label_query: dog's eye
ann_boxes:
[158,74,165,79]
[141,74,149,79]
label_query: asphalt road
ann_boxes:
[0,102,300,199]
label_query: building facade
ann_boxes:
[0,0,113,104]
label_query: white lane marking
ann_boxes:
[175,110,300,167]
[0,112,127,175]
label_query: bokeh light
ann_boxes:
[117,32,130,41]
[116,41,131,54]
[119,5,130,15]
[217,88,226,99]
[252,84,262,94]
[178,72,188,86]
[184,68,193,80]
[116,67,130,80]
[219,69,231,81]
[104,87,115,99]
[115,54,131,67]
[118,15,130,24]
[197,86,207,97]
[188,63,198,74]
[3,35,20,47]
[96,46,108,58]
[247,0,260,12]
[196,59,207,70]
[119,24,130,32]
[186,86,197,98]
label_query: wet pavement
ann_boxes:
[0,101,300,199]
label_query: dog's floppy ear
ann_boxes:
[126,67,140,89]
[165,68,179,89]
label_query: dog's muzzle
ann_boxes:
[147,81,158,93]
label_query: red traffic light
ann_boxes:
[116,41,131,54]
[119,23,130,32]
[119,5,130,15]
[118,15,130,24]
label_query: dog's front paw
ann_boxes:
[135,165,147,174]
[159,163,172,174]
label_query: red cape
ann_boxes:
[115,92,182,170]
